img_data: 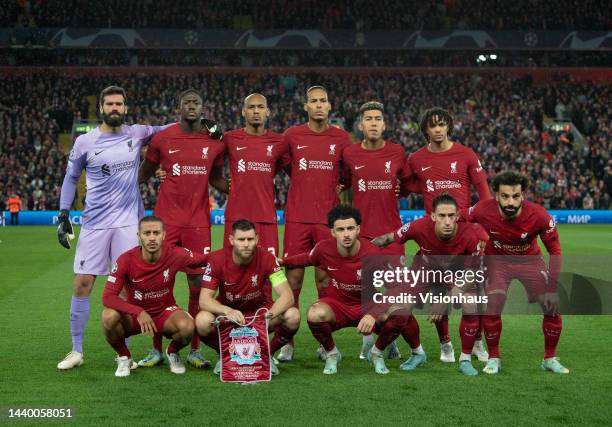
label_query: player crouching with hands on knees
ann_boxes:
[195,220,300,376]
[101,216,211,377]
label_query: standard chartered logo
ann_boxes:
[299,158,307,170]
[237,159,246,172]
[172,163,181,176]
[358,179,366,192]
[426,179,434,192]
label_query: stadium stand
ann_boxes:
[1,0,610,30]
[0,71,609,211]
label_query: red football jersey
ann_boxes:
[103,245,210,316]
[394,217,483,256]
[146,123,225,228]
[342,141,411,238]
[201,246,283,313]
[408,143,488,213]
[224,129,289,223]
[283,237,381,305]
[284,124,351,224]
[467,199,561,256]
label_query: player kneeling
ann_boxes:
[282,205,411,375]
[101,216,211,377]
[195,220,300,376]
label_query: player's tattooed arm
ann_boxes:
[371,233,394,248]
[139,159,160,184]
[209,165,229,193]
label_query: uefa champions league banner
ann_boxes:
[2,210,612,226]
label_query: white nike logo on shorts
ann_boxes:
[236,147,248,151]
[421,166,431,171]
[169,149,180,154]
[297,145,308,150]
[355,165,366,170]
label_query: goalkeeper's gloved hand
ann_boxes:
[57,209,74,249]
[201,118,224,140]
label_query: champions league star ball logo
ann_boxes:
[202,147,209,159]
[329,144,336,155]
[266,145,273,157]
[228,326,262,365]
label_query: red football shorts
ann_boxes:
[224,221,279,257]
[485,256,549,302]
[316,297,362,331]
[128,305,185,337]
[165,225,211,274]
[283,222,330,258]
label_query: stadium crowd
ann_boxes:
[0,71,610,212]
[2,49,611,69]
[2,0,611,31]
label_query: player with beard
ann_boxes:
[373,193,489,376]
[222,93,289,256]
[340,101,411,361]
[406,107,492,364]
[465,172,567,375]
[136,89,226,369]
[195,220,299,376]
[102,216,211,377]
[278,85,352,362]
[56,86,175,370]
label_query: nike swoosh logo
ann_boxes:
[297,145,308,150]
[169,149,180,154]
[236,147,247,151]
[476,167,483,172]
[327,267,339,271]
[421,166,431,171]
[94,151,104,156]
[131,278,145,283]
[490,231,500,234]
[421,248,432,252]
[355,165,366,170]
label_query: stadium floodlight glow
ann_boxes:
[490,54,498,60]
[477,54,487,63]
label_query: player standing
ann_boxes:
[137,89,226,369]
[222,93,289,256]
[465,172,568,374]
[341,101,412,360]
[283,205,413,375]
[195,220,300,376]
[278,85,352,361]
[373,193,489,376]
[101,216,211,377]
[407,107,492,363]
[56,86,172,370]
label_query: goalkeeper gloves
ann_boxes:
[201,118,224,140]
[57,209,74,249]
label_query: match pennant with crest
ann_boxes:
[216,308,271,383]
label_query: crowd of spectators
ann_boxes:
[0,71,610,212]
[2,49,611,68]
[3,0,611,31]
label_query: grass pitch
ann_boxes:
[0,225,611,426]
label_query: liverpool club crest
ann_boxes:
[228,326,262,365]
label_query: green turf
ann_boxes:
[0,225,611,426]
